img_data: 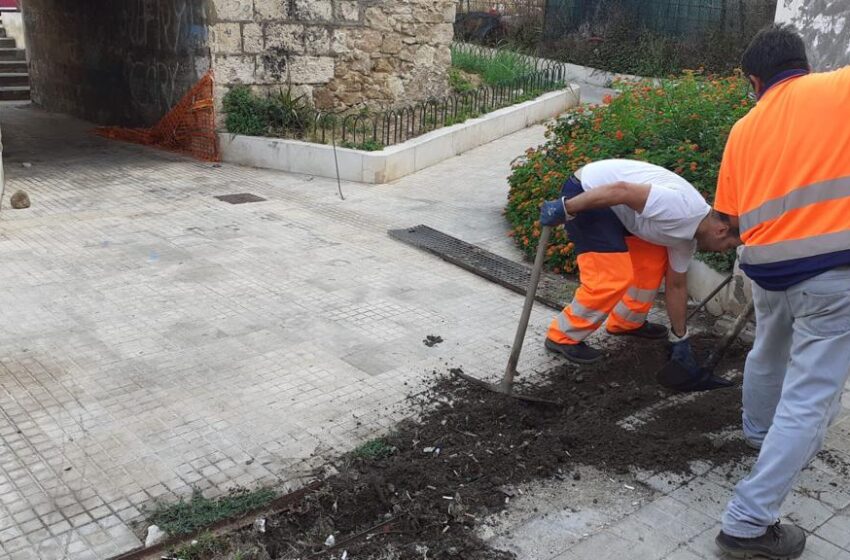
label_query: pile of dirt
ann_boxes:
[232,336,752,559]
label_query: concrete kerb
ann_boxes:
[219,85,581,184]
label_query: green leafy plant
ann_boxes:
[352,438,396,460]
[223,86,269,137]
[146,487,276,536]
[449,67,477,94]
[340,139,384,151]
[266,86,310,134]
[505,72,752,273]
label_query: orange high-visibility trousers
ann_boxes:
[548,237,668,344]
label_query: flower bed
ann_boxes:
[505,72,752,273]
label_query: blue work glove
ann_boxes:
[669,331,699,374]
[539,197,571,226]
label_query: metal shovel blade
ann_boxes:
[451,368,561,405]
[453,226,561,406]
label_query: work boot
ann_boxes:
[544,338,603,364]
[716,522,806,559]
[609,321,668,339]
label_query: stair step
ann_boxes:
[0,28,7,38]
[0,73,28,86]
[0,60,27,72]
[0,37,14,48]
[0,48,24,61]
[0,86,30,101]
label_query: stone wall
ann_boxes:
[775,0,850,70]
[209,0,455,111]
[23,0,210,127]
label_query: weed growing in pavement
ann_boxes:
[147,487,276,536]
[166,532,227,560]
[352,437,396,460]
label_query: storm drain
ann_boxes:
[215,193,267,204]
[388,225,576,311]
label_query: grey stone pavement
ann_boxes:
[0,102,848,560]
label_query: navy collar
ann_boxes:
[757,69,810,100]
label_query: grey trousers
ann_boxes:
[722,266,850,537]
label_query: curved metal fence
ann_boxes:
[297,64,568,150]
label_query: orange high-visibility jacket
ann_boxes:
[715,67,850,290]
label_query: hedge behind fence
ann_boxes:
[505,72,752,273]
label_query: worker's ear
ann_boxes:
[747,75,764,98]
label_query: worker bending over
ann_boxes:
[539,159,740,390]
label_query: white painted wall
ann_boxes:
[2,11,25,51]
[775,0,850,70]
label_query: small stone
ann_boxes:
[144,525,166,547]
[253,516,266,533]
[21,162,32,168]
[10,190,30,209]
[324,534,335,547]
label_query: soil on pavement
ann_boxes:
[180,335,754,559]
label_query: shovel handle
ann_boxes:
[704,299,755,371]
[502,225,552,392]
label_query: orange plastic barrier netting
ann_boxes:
[96,71,220,162]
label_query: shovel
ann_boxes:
[657,299,754,392]
[453,226,560,405]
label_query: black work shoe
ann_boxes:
[608,321,668,339]
[544,338,603,364]
[716,522,806,560]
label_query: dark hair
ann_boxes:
[742,24,809,82]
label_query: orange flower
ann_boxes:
[602,94,613,104]
[615,130,624,141]
[690,162,698,171]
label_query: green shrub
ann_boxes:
[505,72,752,273]
[223,86,269,136]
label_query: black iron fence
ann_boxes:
[299,66,569,149]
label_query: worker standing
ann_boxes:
[712,24,850,560]
[538,159,740,390]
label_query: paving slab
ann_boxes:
[0,102,848,560]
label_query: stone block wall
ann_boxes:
[209,0,455,111]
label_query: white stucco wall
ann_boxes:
[775,0,850,70]
[2,11,25,51]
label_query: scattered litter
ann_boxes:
[253,517,266,533]
[624,484,635,490]
[21,162,31,168]
[442,495,454,500]
[324,534,336,547]
[423,447,435,453]
[341,551,348,560]
[145,525,166,547]
[423,335,444,347]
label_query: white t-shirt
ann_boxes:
[576,159,710,273]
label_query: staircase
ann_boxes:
[0,13,28,101]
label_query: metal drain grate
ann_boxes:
[215,193,267,204]
[389,225,576,311]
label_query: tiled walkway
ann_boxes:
[0,104,848,560]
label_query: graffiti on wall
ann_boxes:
[123,0,210,122]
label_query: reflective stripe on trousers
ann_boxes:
[548,237,668,344]
[721,266,850,538]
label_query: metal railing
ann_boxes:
[298,66,568,149]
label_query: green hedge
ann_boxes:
[505,72,752,273]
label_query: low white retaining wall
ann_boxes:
[687,252,752,317]
[219,86,580,184]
